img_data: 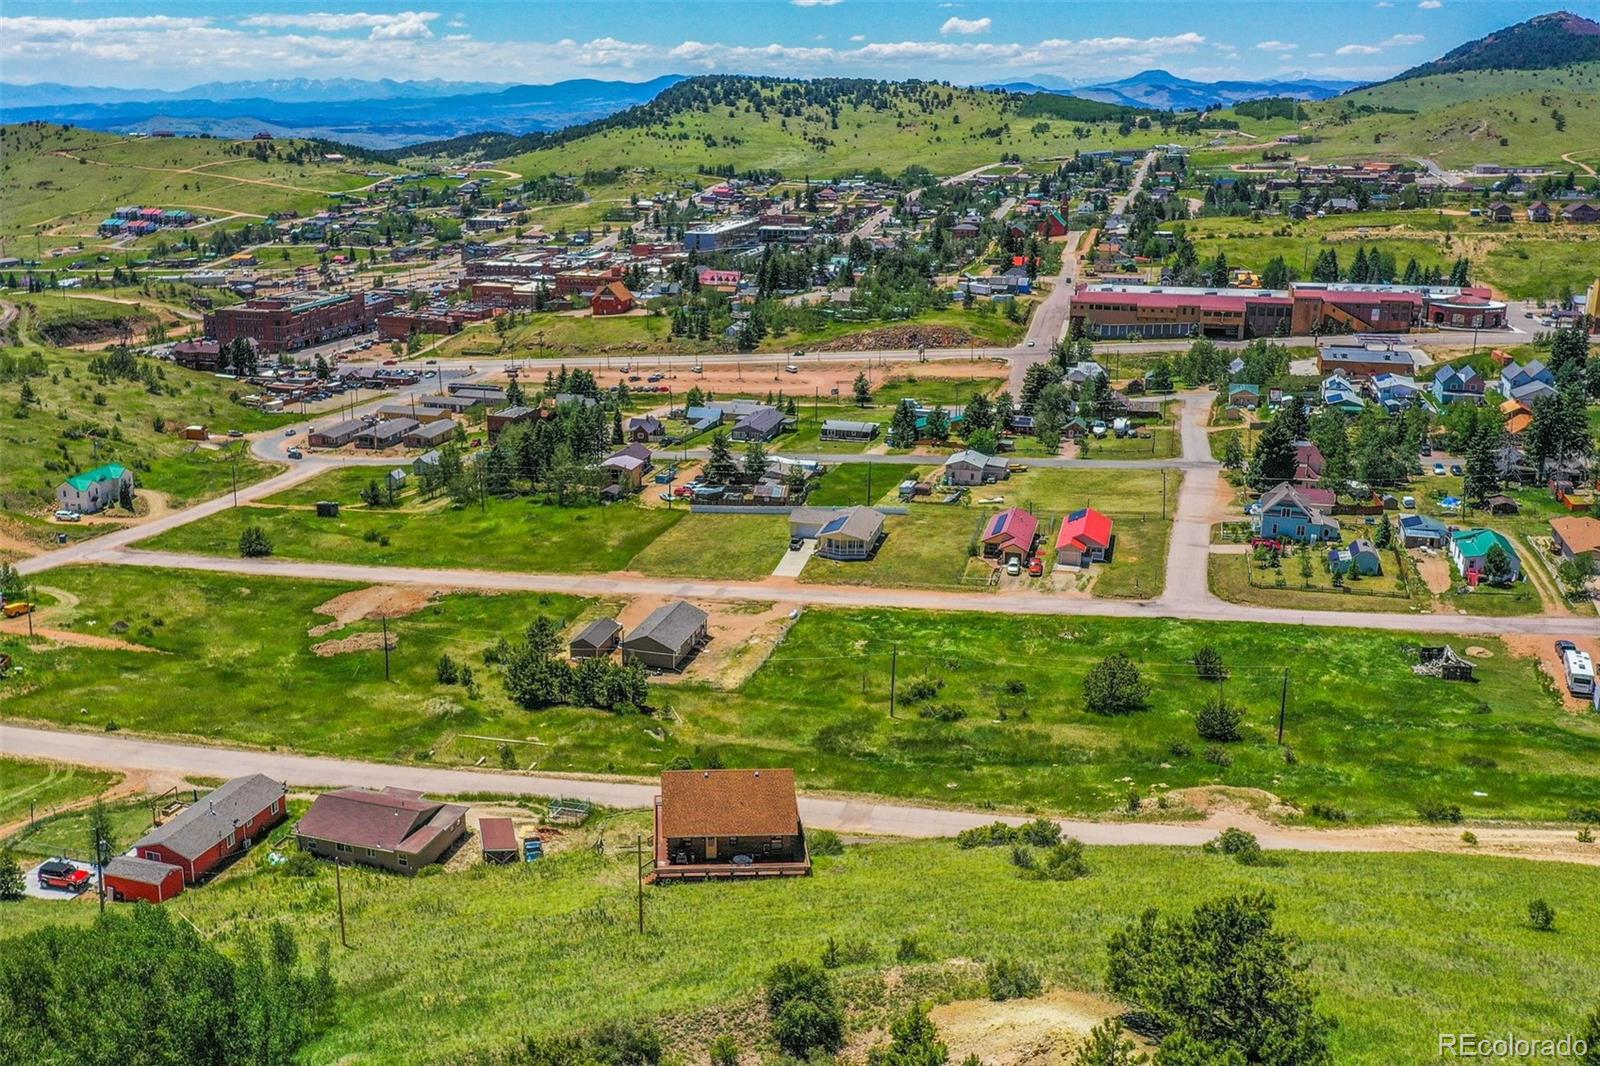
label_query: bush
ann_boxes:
[1203,827,1270,866]
[1461,830,1478,845]
[1071,1018,1146,1066]
[1417,798,1463,824]
[985,956,1042,1001]
[1570,805,1600,824]
[1194,696,1243,743]
[708,1033,740,1066]
[896,933,931,963]
[956,821,1018,849]
[1192,645,1229,681]
[1203,745,1232,768]
[808,829,843,857]
[436,654,459,685]
[1528,898,1556,931]
[0,850,24,901]
[917,703,968,722]
[1307,803,1348,823]
[766,961,843,1058]
[277,849,321,878]
[527,1022,662,1065]
[903,676,944,702]
[1083,653,1149,716]
[237,525,273,557]
[1034,839,1091,881]
[1018,817,1061,847]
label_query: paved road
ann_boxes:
[5,724,1586,856]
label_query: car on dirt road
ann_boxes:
[53,509,81,522]
[37,859,91,893]
[287,448,303,460]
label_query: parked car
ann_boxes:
[53,509,81,522]
[1249,537,1280,550]
[1006,558,1022,576]
[287,448,303,460]
[284,427,297,436]
[1402,496,1416,509]
[382,359,398,366]
[790,537,804,551]
[648,373,664,383]
[228,429,244,438]
[1450,464,1463,477]
[37,859,90,894]
[1432,463,1446,476]
[1556,639,1577,656]
[1027,557,1044,577]
[785,364,799,374]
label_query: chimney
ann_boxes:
[208,800,215,815]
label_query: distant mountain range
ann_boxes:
[987,69,1362,110]
[1388,10,1600,82]
[0,76,686,149]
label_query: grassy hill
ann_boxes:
[463,77,1169,178]
[0,124,395,252]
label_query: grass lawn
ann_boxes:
[801,509,985,589]
[258,467,413,507]
[4,795,155,861]
[6,830,1598,1066]
[5,568,1600,821]
[1076,425,1179,461]
[985,468,1174,517]
[1092,516,1171,600]
[0,758,120,829]
[138,496,686,574]
[806,463,918,507]
[626,512,789,580]
[1209,552,1419,613]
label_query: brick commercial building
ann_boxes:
[203,292,393,353]
[1069,282,1506,340]
[553,267,624,299]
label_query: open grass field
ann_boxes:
[802,508,984,589]
[139,495,686,574]
[625,512,789,580]
[0,331,294,528]
[0,124,396,247]
[5,824,1598,1066]
[1173,212,1600,301]
[434,300,1028,360]
[5,567,1600,821]
[0,757,119,830]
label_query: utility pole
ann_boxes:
[91,825,106,914]
[1161,469,1167,520]
[334,859,349,948]
[888,643,898,718]
[866,461,872,505]
[635,833,646,934]
[381,614,391,681]
[1277,668,1290,745]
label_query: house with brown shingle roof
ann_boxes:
[1551,516,1600,561]
[294,787,467,875]
[652,768,811,881]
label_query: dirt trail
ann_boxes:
[307,585,455,637]
[1562,152,1597,178]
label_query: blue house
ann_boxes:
[1255,483,1340,543]
[1431,365,1485,406]
[1397,513,1449,548]
[1497,360,1556,404]
[1328,539,1383,576]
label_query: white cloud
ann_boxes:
[1418,0,1442,8]
[238,10,439,40]
[1336,43,1382,54]
[1375,1,1393,6]
[850,33,865,41]
[940,16,992,35]
[1256,40,1297,52]
[790,0,843,6]
[1383,33,1424,45]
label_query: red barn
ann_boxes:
[104,855,186,903]
[590,281,635,317]
[131,774,287,883]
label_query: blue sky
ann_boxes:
[1,1,1593,89]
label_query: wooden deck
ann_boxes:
[650,796,811,883]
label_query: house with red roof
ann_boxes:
[696,267,743,292]
[981,507,1039,563]
[1036,208,1069,238]
[1293,440,1325,485]
[1055,507,1114,567]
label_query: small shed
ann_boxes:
[570,618,622,660]
[104,855,186,903]
[316,501,341,518]
[479,817,519,865]
[1483,494,1519,516]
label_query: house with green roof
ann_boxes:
[56,463,133,515]
[1448,528,1520,584]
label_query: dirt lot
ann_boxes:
[495,358,1008,410]
[1502,632,1600,712]
[1414,551,1452,595]
[928,989,1138,1065]
[308,585,458,636]
[611,596,801,688]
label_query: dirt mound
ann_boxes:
[311,632,398,657]
[929,990,1137,1065]
[308,585,451,636]
[813,325,975,352]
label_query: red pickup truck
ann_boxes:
[37,859,91,894]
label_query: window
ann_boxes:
[335,842,351,853]
[397,855,409,867]
[366,849,376,858]
[227,832,236,849]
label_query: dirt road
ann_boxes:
[3,724,1592,863]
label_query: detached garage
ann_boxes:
[621,600,708,671]
[104,855,185,903]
